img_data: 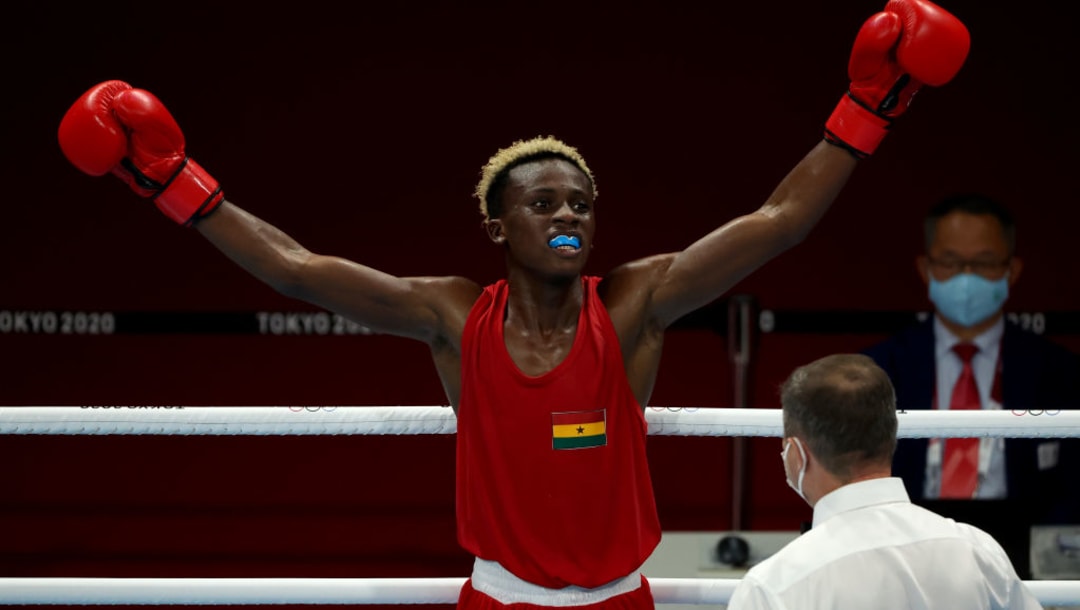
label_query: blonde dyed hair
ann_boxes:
[474,136,597,220]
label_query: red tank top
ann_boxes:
[456,276,661,589]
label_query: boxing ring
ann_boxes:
[1,406,1078,606]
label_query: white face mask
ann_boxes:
[782,437,808,502]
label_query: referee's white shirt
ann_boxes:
[727,477,1041,610]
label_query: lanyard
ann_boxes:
[927,349,1004,487]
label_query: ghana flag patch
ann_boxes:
[551,409,607,450]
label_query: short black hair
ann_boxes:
[924,193,1016,255]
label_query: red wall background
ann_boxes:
[2,0,1078,591]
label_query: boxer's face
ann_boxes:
[485,158,595,278]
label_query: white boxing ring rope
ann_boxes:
[0,577,1076,606]
[1,406,1077,438]
[2,406,1077,607]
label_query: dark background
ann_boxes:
[1,0,1077,593]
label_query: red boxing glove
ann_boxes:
[58,80,224,226]
[825,0,971,158]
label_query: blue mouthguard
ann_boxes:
[548,235,581,249]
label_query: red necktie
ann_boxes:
[940,343,980,498]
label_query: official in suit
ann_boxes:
[863,193,1079,579]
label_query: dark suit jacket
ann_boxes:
[863,317,1080,578]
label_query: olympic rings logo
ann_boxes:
[647,407,701,412]
[287,406,339,412]
[1011,409,1061,416]
[895,408,1063,416]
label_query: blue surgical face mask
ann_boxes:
[929,273,1009,327]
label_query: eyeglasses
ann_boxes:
[927,257,1011,278]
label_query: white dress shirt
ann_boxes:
[726,478,1041,610]
[927,316,1007,499]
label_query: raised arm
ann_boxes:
[194,202,480,342]
[57,80,480,344]
[644,0,970,328]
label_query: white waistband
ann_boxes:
[470,558,643,607]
